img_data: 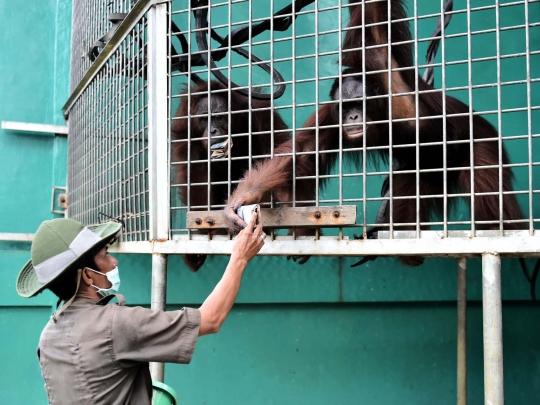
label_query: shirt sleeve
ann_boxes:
[111,305,201,366]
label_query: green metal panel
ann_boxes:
[0,307,54,404]
[161,303,540,405]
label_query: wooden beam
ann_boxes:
[186,205,357,229]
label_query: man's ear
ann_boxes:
[80,268,93,285]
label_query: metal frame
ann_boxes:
[66,1,151,242]
[65,1,540,401]
[1,121,68,136]
[51,186,68,215]
[164,0,540,259]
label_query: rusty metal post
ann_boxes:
[457,258,467,405]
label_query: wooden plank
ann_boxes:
[186,205,357,229]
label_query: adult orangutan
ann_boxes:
[171,78,289,271]
[223,0,526,267]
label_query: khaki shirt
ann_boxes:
[37,295,200,405]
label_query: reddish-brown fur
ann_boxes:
[171,79,289,270]
[225,0,526,266]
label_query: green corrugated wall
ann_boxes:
[1,0,539,404]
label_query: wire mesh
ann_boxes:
[70,0,136,91]
[168,0,540,249]
[65,0,540,255]
[68,16,150,242]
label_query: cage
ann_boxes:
[63,0,540,402]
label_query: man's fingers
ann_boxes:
[246,211,258,230]
[254,219,263,234]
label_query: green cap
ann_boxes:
[16,218,122,298]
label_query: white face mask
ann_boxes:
[87,267,121,297]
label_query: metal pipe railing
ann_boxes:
[457,258,468,405]
[482,253,504,405]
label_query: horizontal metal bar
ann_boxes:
[187,206,357,229]
[108,231,540,257]
[1,121,68,136]
[0,233,34,242]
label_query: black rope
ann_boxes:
[87,13,128,61]
[185,0,315,99]
[423,0,454,86]
[98,211,126,232]
[87,0,316,99]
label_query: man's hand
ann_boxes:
[231,213,266,263]
[198,213,266,336]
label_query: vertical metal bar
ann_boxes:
[269,0,276,242]
[314,0,320,210]
[387,0,394,237]
[524,0,533,233]
[134,22,142,239]
[337,0,344,241]
[148,2,169,382]
[291,0,298,209]
[467,0,475,236]
[440,0,448,237]
[495,2,503,233]
[129,29,137,237]
[206,2,212,210]
[337,0,343,240]
[149,252,168,382]
[248,0,253,175]
[148,3,171,241]
[482,253,504,405]
[414,0,420,236]
[457,258,467,405]
[187,2,193,232]
[121,48,129,236]
[167,9,172,238]
[227,0,233,210]
[361,0,367,236]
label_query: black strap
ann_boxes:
[423,0,454,86]
[87,0,315,99]
[52,269,83,323]
[178,0,315,99]
[87,13,128,62]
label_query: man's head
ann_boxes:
[76,245,120,300]
[16,218,122,299]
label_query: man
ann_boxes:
[16,215,266,404]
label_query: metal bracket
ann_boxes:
[186,205,357,229]
[1,121,68,136]
[51,186,67,214]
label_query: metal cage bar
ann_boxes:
[64,0,539,258]
[67,2,152,242]
[148,2,171,241]
[457,257,467,405]
[482,253,504,405]
[64,3,540,402]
